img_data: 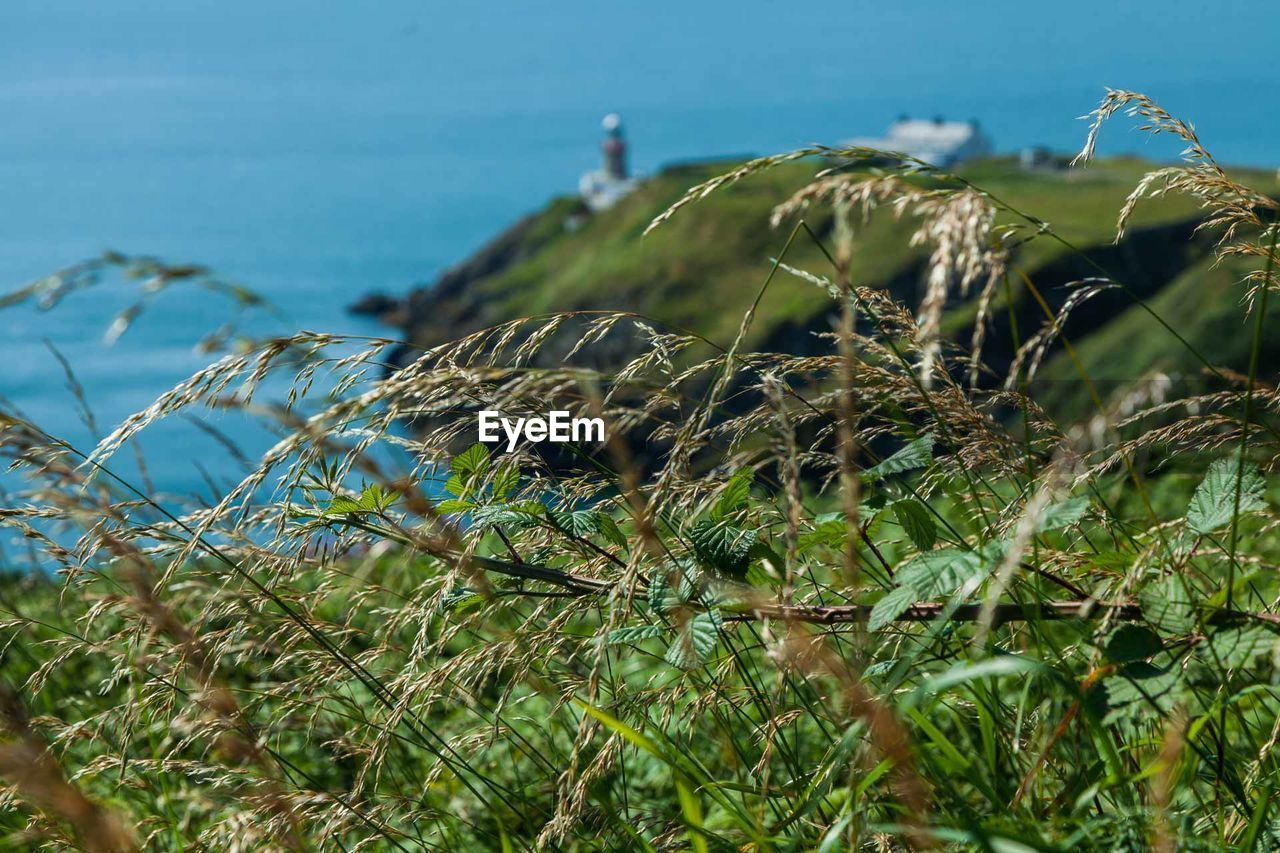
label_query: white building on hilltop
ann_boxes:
[844,116,993,167]
[580,113,639,212]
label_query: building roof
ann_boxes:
[844,118,991,166]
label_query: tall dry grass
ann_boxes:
[0,92,1277,850]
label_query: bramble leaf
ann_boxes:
[894,549,986,597]
[1187,456,1266,534]
[452,443,491,479]
[798,513,845,553]
[649,561,700,614]
[470,502,543,527]
[1140,575,1197,636]
[690,520,758,577]
[862,434,934,481]
[1104,624,1162,663]
[597,515,627,549]
[606,625,664,646]
[324,495,364,515]
[868,586,919,632]
[1035,495,1090,533]
[868,549,986,631]
[648,569,679,615]
[491,460,520,500]
[551,509,609,539]
[1103,662,1182,724]
[441,586,485,614]
[710,468,754,521]
[1204,623,1280,669]
[893,499,936,551]
[665,610,722,670]
[444,473,470,499]
[357,484,395,513]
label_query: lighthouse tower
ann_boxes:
[601,113,628,180]
[580,113,638,212]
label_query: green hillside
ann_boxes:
[383,154,1277,417]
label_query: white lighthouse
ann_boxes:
[579,113,638,212]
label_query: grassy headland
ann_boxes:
[377,155,1279,421]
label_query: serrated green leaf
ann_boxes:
[665,610,722,670]
[357,483,396,513]
[868,585,920,632]
[868,549,986,631]
[798,514,846,553]
[1187,455,1266,534]
[470,502,543,527]
[895,549,986,597]
[550,508,605,538]
[324,495,364,515]
[862,660,899,680]
[505,500,547,527]
[606,625,664,645]
[1140,575,1197,636]
[491,460,520,500]
[1203,624,1280,669]
[1103,662,1183,724]
[710,468,754,521]
[893,499,936,551]
[444,472,470,499]
[1035,495,1090,533]
[648,569,679,615]
[356,485,379,511]
[677,568,701,603]
[689,519,757,577]
[1104,624,1163,663]
[452,443,491,479]
[441,586,485,614]
[862,434,934,481]
[435,498,475,514]
[597,515,627,548]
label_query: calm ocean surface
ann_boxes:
[3,0,1279,495]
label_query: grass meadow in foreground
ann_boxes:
[2,91,1280,850]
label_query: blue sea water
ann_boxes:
[2,0,1278,497]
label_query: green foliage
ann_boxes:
[1103,624,1163,663]
[442,585,486,614]
[862,433,935,481]
[664,610,722,671]
[1036,494,1090,533]
[688,519,758,577]
[548,508,608,539]
[605,624,664,645]
[6,118,1280,851]
[1187,455,1267,533]
[869,549,988,630]
[1140,574,1198,635]
[321,483,397,518]
[892,498,937,551]
[709,467,753,520]
[404,153,1267,388]
[452,442,491,479]
[797,511,847,552]
[648,561,700,615]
